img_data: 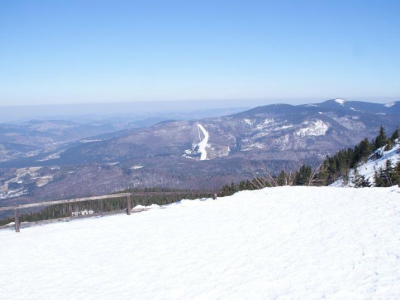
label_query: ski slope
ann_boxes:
[1,186,400,299]
[196,123,209,160]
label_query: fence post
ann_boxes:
[14,208,20,233]
[213,193,218,200]
[126,195,131,215]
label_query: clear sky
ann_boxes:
[1,0,400,107]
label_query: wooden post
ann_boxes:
[126,195,131,215]
[100,199,103,215]
[213,193,218,200]
[14,208,20,233]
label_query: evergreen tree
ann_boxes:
[314,160,329,186]
[375,166,390,187]
[294,165,312,186]
[375,125,387,149]
[390,126,399,143]
[385,160,394,183]
[277,170,286,186]
[352,167,371,188]
[394,162,400,186]
[357,138,373,163]
[374,170,382,187]
[352,167,360,187]
[362,176,371,188]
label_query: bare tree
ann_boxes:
[247,161,293,187]
[307,162,324,186]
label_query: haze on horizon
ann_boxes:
[1,0,400,108]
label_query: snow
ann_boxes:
[279,125,293,130]
[384,102,395,108]
[295,120,329,137]
[80,139,103,143]
[181,123,210,160]
[241,142,265,151]
[196,123,209,160]
[130,165,143,170]
[36,175,54,187]
[256,118,275,130]
[134,204,160,210]
[36,151,61,162]
[1,186,400,299]
[243,118,253,125]
[0,167,56,199]
[324,113,365,130]
[335,98,347,105]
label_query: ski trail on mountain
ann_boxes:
[196,123,209,160]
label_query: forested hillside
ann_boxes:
[319,126,400,187]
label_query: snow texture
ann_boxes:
[1,186,400,299]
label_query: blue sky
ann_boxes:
[1,0,400,107]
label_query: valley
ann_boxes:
[1,99,399,204]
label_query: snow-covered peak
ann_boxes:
[334,98,347,105]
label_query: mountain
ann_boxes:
[38,98,400,165]
[0,107,248,163]
[0,119,137,163]
[1,99,400,201]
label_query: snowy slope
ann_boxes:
[332,141,400,187]
[1,187,400,299]
[196,123,209,160]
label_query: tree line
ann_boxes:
[0,189,215,227]
[318,125,399,187]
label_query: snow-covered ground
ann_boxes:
[1,186,400,299]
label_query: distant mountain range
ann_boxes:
[0,107,246,163]
[1,99,399,203]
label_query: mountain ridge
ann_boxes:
[1,99,400,201]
